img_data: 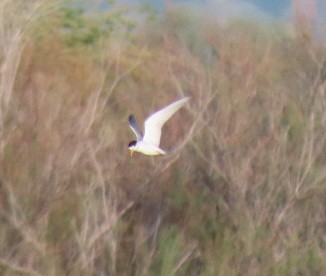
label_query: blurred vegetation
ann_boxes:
[0,0,325,275]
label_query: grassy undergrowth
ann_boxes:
[0,1,325,275]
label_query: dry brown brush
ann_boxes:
[0,1,325,275]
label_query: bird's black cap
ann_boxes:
[128,141,137,148]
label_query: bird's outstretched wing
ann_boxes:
[143,97,189,147]
[128,115,143,141]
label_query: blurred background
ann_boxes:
[0,0,325,275]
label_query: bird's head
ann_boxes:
[128,141,137,156]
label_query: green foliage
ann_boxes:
[60,6,136,47]
[150,227,186,275]
[139,2,159,23]
[29,1,136,48]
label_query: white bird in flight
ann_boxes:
[128,97,189,156]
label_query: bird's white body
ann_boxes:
[132,141,166,156]
[128,97,189,156]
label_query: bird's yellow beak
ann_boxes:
[130,150,134,157]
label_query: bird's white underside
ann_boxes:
[132,141,166,156]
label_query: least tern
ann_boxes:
[128,97,189,156]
